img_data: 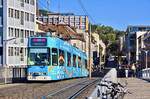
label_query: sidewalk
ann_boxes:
[118,78,150,99]
[0,83,21,89]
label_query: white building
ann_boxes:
[126,25,150,65]
[0,0,36,81]
[37,13,89,32]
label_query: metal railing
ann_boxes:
[88,68,117,99]
[141,68,150,79]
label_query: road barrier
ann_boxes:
[88,68,117,99]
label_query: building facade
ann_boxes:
[37,13,89,32]
[126,25,150,65]
[139,32,150,69]
[0,0,36,82]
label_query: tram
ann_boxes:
[27,36,88,81]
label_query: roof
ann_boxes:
[38,23,85,42]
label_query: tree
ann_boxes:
[91,24,125,57]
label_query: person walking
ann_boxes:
[131,63,136,77]
[125,66,129,78]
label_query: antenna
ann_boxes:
[46,0,50,12]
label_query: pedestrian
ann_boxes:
[125,66,129,78]
[131,63,136,77]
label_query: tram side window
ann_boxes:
[52,48,58,66]
[59,50,65,66]
[67,52,71,66]
[78,57,81,68]
[85,59,87,69]
[73,55,76,67]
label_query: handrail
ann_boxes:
[88,68,117,99]
[141,68,150,79]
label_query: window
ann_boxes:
[10,28,14,37]
[16,29,19,37]
[15,28,17,37]
[11,9,13,18]
[20,48,24,61]
[14,47,17,56]
[0,0,3,6]
[11,47,13,56]
[59,50,65,66]
[21,11,24,25]
[0,16,2,26]
[78,57,81,68]
[27,30,29,37]
[52,48,58,66]
[20,29,24,38]
[85,60,87,69]
[8,8,11,17]
[8,47,11,56]
[25,48,27,56]
[25,0,29,4]
[30,14,34,22]
[30,0,35,5]
[28,48,50,65]
[30,31,34,36]
[67,52,71,66]
[17,47,19,56]
[8,27,11,36]
[73,55,76,67]
[20,0,24,7]
[25,12,29,21]
[15,10,18,19]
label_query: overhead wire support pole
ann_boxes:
[89,23,92,79]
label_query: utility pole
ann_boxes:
[89,23,91,79]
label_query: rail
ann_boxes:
[45,78,100,99]
[140,68,150,80]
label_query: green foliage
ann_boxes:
[91,24,125,56]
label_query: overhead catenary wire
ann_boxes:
[77,0,96,24]
[38,0,50,11]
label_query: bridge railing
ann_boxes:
[140,68,150,79]
[88,68,117,99]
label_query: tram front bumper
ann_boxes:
[27,76,51,81]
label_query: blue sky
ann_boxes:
[39,0,150,31]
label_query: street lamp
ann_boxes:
[3,37,17,84]
[142,50,149,69]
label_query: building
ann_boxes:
[139,32,150,69]
[37,12,89,53]
[0,0,36,82]
[126,25,150,65]
[91,33,106,66]
[37,13,89,32]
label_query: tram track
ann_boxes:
[46,78,101,99]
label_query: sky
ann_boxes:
[39,0,150,31]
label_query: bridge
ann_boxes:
[121,78,150,99]
[89,68,150,99]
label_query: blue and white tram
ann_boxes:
[27,36,89,81]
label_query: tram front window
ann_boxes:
[28,48,50,65]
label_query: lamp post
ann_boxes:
[143,50,149,69]
[3,37,17,84]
